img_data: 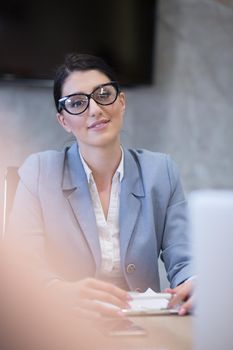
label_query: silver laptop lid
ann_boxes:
[189,190,233,350]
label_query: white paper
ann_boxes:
[122,288,178,315]
[128,288,169,310]
[95,288,178,315]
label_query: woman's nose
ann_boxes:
[88,98,103,116]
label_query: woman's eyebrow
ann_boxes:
[64,82,111,97]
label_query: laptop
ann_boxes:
[188,190,233,350]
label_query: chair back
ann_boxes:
[2,167,19,238]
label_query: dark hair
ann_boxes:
[53,53,118,112]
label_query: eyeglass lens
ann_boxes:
[63,83,117,115]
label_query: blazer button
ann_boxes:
[126,263,136,273]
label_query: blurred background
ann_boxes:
[0,0,233,236]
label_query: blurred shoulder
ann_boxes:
[126,148,181,186]
[19,149,66,176]
[126,147,174,168]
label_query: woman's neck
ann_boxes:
[79,142,122,189]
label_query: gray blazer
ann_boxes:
[9,143,193,291]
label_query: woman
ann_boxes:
[9,53,194,318]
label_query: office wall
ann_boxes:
[125,0,233,193]
[1,0,233,237]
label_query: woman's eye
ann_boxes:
[72,101,81,107]
[71,99,85,107]
[97,91,111,99]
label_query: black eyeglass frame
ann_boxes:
[58,81,120,115]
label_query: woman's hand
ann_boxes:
[50,277,131,319]
[164,279,195,316]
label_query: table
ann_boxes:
[97,315,193,350]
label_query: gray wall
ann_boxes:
[1,0,233,239]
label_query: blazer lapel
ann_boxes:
[62,143,101,269]
[119,148,145,263]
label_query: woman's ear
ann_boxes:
[56,113,72,133]
[119,92,126,113]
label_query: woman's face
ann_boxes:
[57,70,125,151]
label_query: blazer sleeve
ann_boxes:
[160,156,193,288]
[6,153,63,284]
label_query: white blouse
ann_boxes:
[79,149,128,289]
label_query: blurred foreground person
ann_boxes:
[0,240,122,350]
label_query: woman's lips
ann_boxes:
[88,119,110,129]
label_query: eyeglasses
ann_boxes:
[58,81,119,115]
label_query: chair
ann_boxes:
[2,167,19,238]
